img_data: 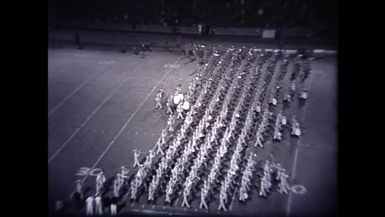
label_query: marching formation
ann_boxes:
[66,46,312,215]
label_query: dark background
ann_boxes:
[48,0,337,43]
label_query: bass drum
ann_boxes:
[173,94,184,105]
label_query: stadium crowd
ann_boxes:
[50,0,335,31]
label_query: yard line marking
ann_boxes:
[48,67,104,117]
[285,147,300,216]
[286,65,316,216]
[291,148,300,182]
[82,57,182,182]
[300,68,316,124]
[48,61,145,163]
[229,188,238,211]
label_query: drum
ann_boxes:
[300,92,308,99]
[173,94,184,105]
[186,116,193,125]
[271,98,277,105]
[284,94,291,102]
[281,117,287,125]
[294,128,301,136]
[182,101,190,110]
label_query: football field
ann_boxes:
[48,46,337,217]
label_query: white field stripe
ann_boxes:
[285,63,316,216]
[48,62,145,163]
[285,147,300,216]
[49,69,103,117]
[300,63,317,124]
[229,187,238,211]
[81,57,182,183]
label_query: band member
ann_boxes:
[166,95,174,114]
[133,149,141,168]
[155,89,164,109]
[95,170,106,195]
